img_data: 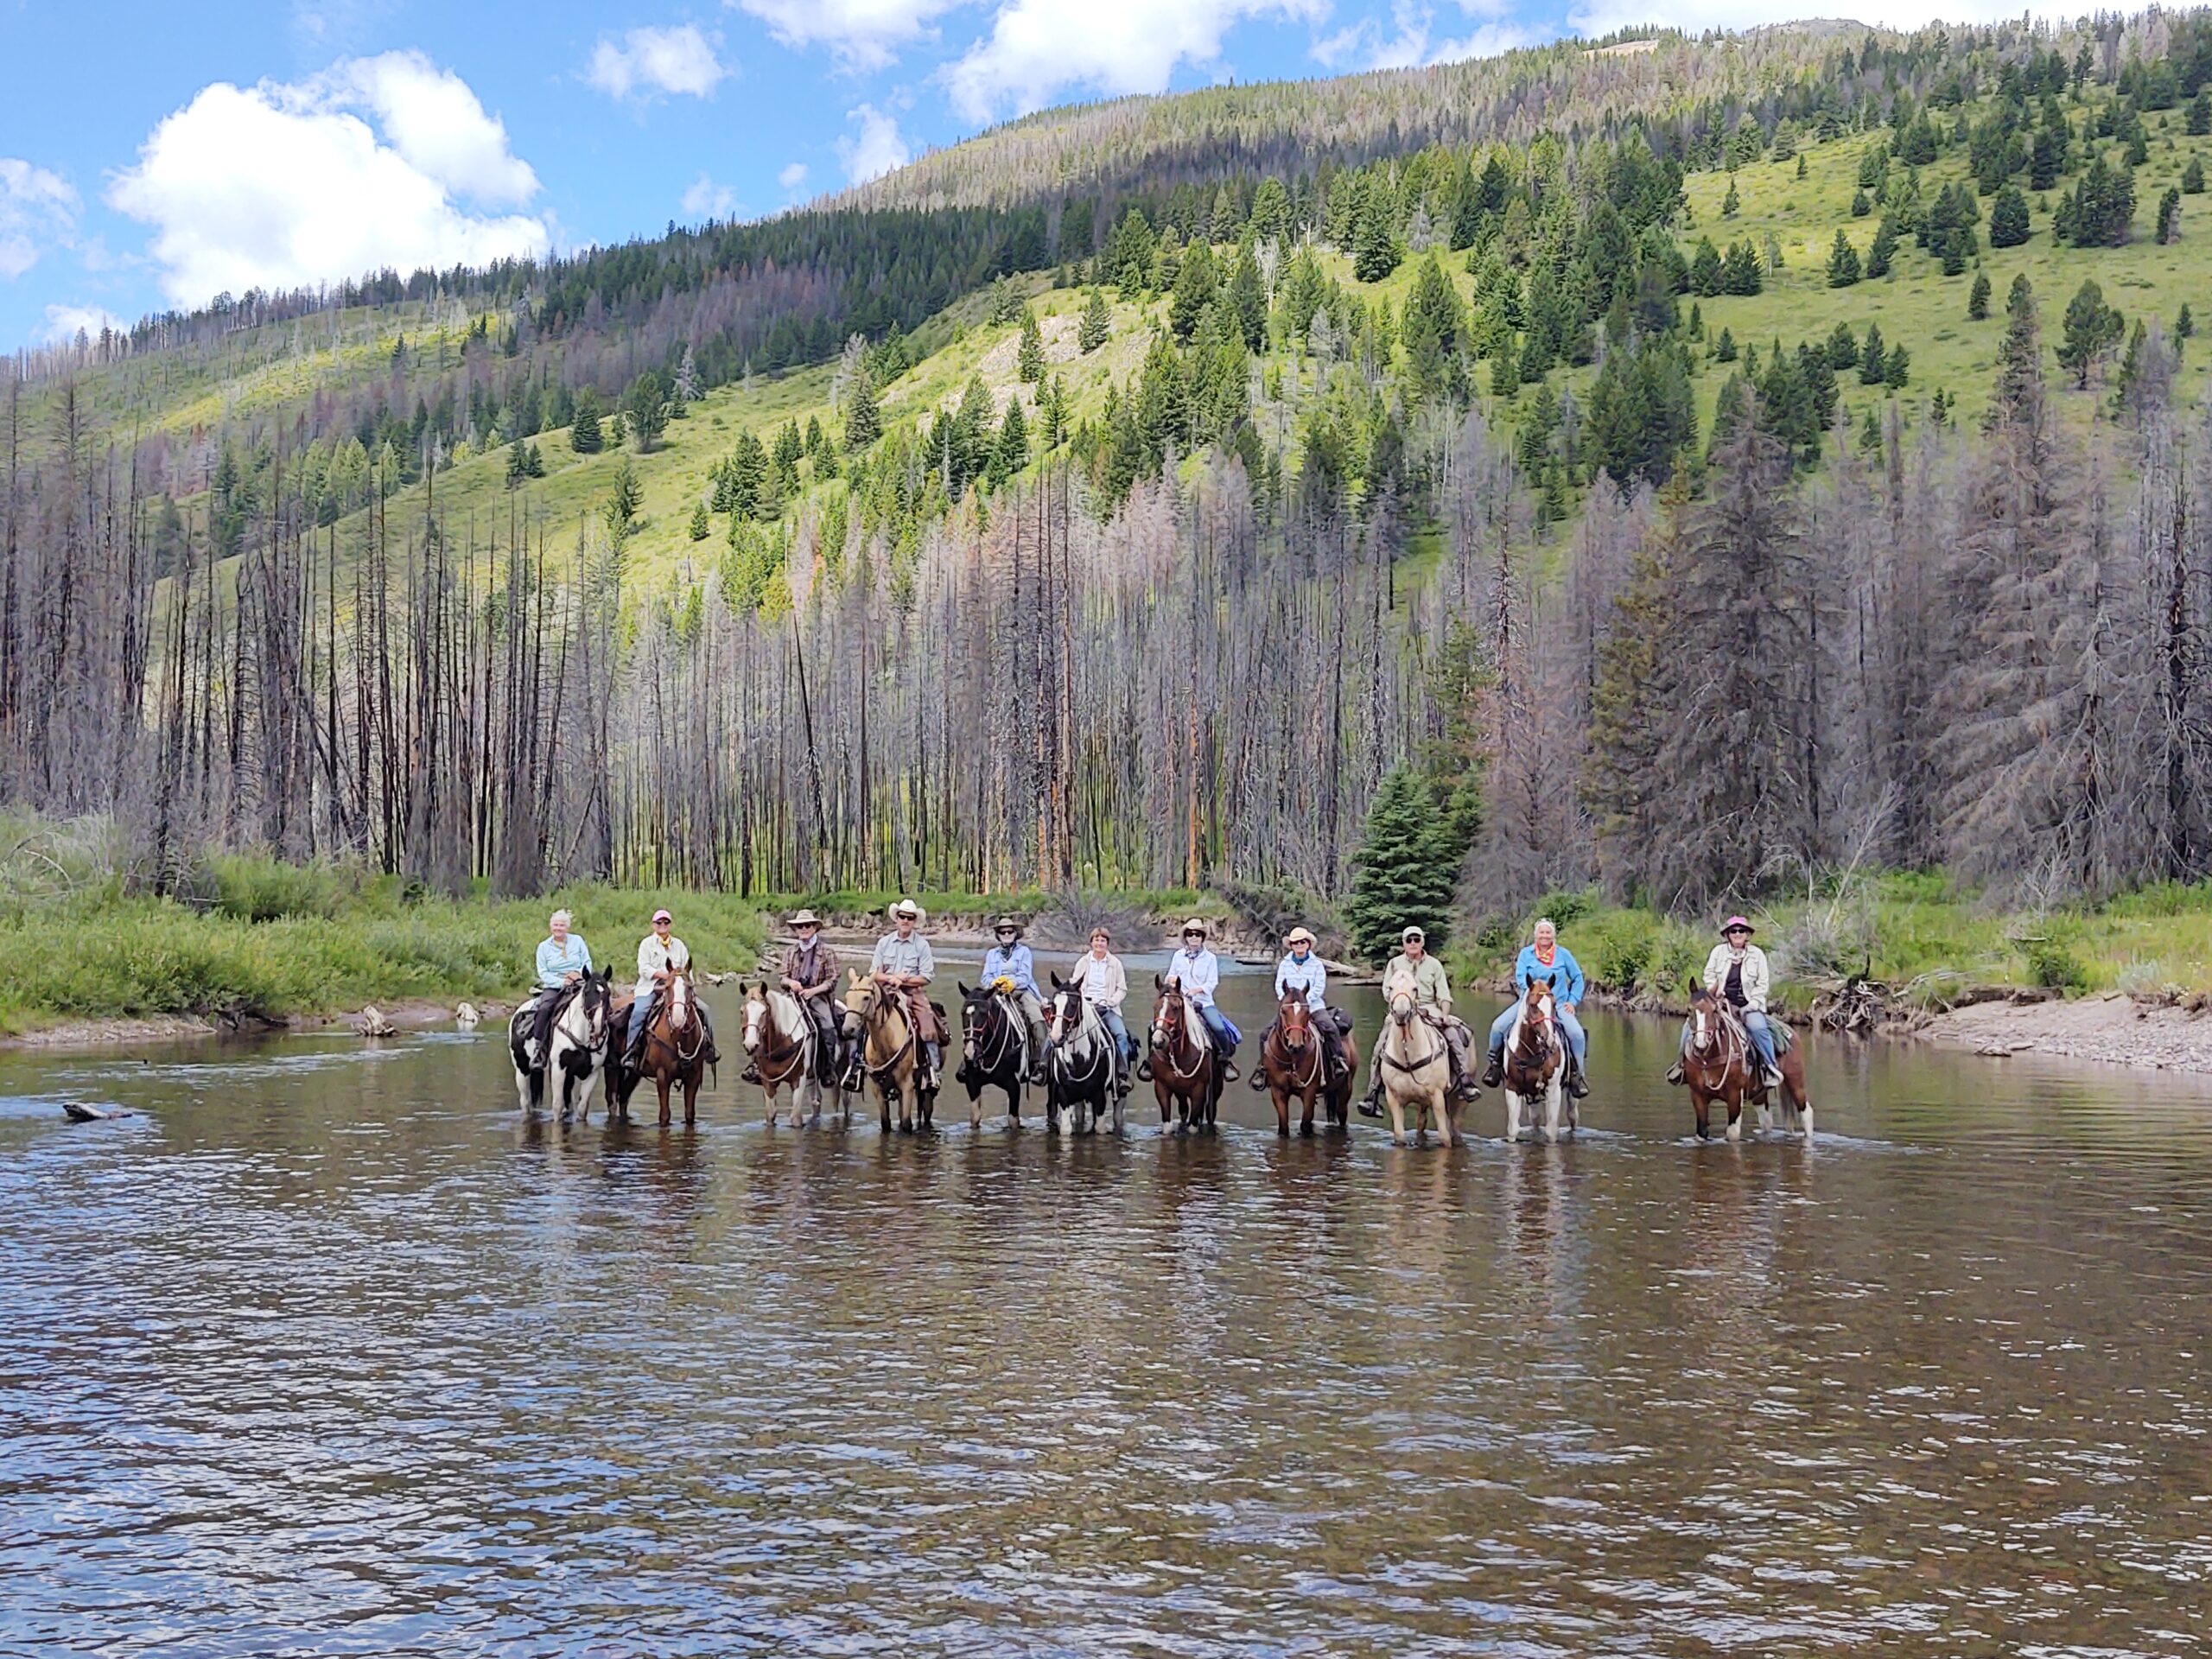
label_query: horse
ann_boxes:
[1376,973,1459,1147]
[956,981,1029,1128]
[843,972,935,1133]
[508,969,615,1122]
[743,982,843,1128]
[1682,987,1815,1141]
[614,963,711,1127]
[1258,992,1331,1137]
[1147,976,1220,1135]
[1044,976,1117,1135]
[1500,980,1572,1143]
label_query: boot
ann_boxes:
[741,1061,763,1084]
[1665,1059,1686,1087]
[1356,1081,1384,1119]
[1566,1053,1590,1099]
[1478,1050,1505,1090]
[1220,1058,1239,1084]
[1136,1055,1153,1082]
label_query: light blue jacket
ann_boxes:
[1166,945,1220,1007]
[982,942,1040,999]
[1514,944,1585,1007]
[1274,952,1327,1012]
[536,934,593,988]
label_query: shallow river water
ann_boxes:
[4,957,2211,1656]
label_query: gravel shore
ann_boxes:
[1916,992,2212,1074]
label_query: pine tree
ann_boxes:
[1714,326,1737,363]
[1039,375,1069,448]
[842,365,881,450]
[1851,188,1872,217]
[1351,187,1402,283]
[1968,269,1992,320]
[1826,228,1862,287]
[1882,342,1910,389]
[605,457,642,543]
[505,437,529,490]
[2186,157,2208,195]
[689,500,710,541]
[1077,288,1112,353]
[2178,302,2196,342]
[1988,185,2031,247]
[986,396,1028,486]
[1866,214,1899,277]
[1721,175,1741,217]
[524,442,545,478]
[1168,243,1218,340]
[1342,762,1465,962]
[2057,278,2124,388]
[1859,322,1886,385]
[624,370,668,452]
[2190,88,2212,137]
[2157,187,2182,244]
[570,386,604,454]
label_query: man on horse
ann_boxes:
[621,907,721,1073]
[1357,925,1477,1116]
[1145,918,1237,1084]
[981,916,1049,1084]
[524,908,593,1067]
[869,898,944,1090]
[748,907,844,1086]
[1481,918,1589,1099]
[1070,925,1135,1094]
[1260,926,1351,1086]
[1669,917,1783,1090]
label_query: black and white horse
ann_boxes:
[1045,977,1118,1135]
[509,969,615,1121]
[957,980,1031,1128]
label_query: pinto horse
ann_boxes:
[510,969,616,1122]
[1044,978,1117,1135]
[1258,992,1348,1137]
[1501,980,1572,1143]
[1376,974,1459,1147]
[744,982,842,1128]
[843,972,934,1133]
[615,964,710,1127]
[1682,986,1815,1141]
[956,981,1028,1128]
[1147,976,1220,1134]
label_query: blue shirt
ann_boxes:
[1166,945,1220,1007]
[536,934,593,988]
[1274,952,1326,1012]
[1514,944,1585,1007]
[982,941,1039,999]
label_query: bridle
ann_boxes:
[1046,990,1109,1087]
[1511,986,1558,1070]
[1688,995,1749,1081]
[647,969,705,1065]
[745,987,809,1088]
[556,977,608,1054]
[849,982,917,1082]
[963,990,1021,1075]
[1381,984,1444,1076]
[1150,986,1208,1087]
[1271,997,1323,1091]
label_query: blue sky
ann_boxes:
[0,0,1986,346]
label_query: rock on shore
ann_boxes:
[1917,993,2212,1074]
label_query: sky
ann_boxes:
[0,0,2025,347]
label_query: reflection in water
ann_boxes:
[3,971,2212,1655]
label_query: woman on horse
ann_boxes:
[1669,918,1782,1089]
[623,907,720,1071]
[1260,927,1350,1086]
[1069,925,1134,1094]
[1146,918,1237,1084]
[981,916,1050,1084]
[870,899,944,1090]
[1481,918,1589,1099]
[747,908,843,1085]
[1357,925,1477,1116]
[525,909,592,1066]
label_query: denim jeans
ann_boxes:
[1488,1001,1585,1059]
[1097,1007,1133,1063]
[1197,1003,1236,1053]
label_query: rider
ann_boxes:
[869,898,944,1090]
[1481,918,1590,1099]
[622,907,720,1072]
[525,908,592,1066]
[1069,925,1134,1095]
[1356,925,1477,1116]
[1147,918,1237,1084]
[1669,916,1782,1089]
[749,907,843,1085]
[1258,926,1350,1087]
[980,915,1049,1084]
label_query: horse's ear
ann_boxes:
[1051,971,1064,990]
[958,980,970,997]
[1154,972,1164,989]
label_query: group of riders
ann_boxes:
[518,898,1786,1104]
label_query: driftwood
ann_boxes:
[356,1007,398,1037]
[62,1102,135,1122]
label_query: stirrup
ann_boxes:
[1665,1061,1685,1086]
[741,1063,762,1084]
[1135,1058,1153,1082]
[1764,1065,1783,1090]
[1478,1058,1504,1090]
[1355,1093,1383,1118]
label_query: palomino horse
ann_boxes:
[1682,986,1815,1141]
[1147,976,1220,1134]
[743,982,843,1127]
[1501,980,1572,1143]
[956,981,1030,1128]
[1257,993,1357,1137]
[616,964,711,1127]
[509,968,615,1121]
[843,972,935,1133]
[1376,973,1459,1147]
[1043,978,1117,1135]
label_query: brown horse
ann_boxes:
[1682,987,1815,1141]
[843,972,935,1133]
[1147,976,1219,1134]
[1501,981,1572,1143]
[617,964,710,1127]
[1258,993,1357,1136]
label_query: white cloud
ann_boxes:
[0,159,79,281]
[731,0,969,70]
[944,0,1325,121]
[1313,1,1529,70]
[779,161,810,190]
[836,104,911,182]
[41,302,126,345]
[588,24,728,100]
[1567,0,2056,35]
[682,173,741,217]
[109,63,550,309]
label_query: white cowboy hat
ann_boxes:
[786,908,822,928]
[1179,918,1210,937]
[1285,926,1316,947]
[890,899,925,923]
[1402,925,1427,942]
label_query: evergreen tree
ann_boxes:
[525,442,545,479]
[842,365,882,450]
[1351,187,1402,283]
[605,457,642,544]
[1688,237,1725,296]
[1016,308,1046,381]
[2178,302,2196,342]
[689,500,710,541]
[1077,287,1112,353]
[1039,375,1070,448]
[1859,322,1887,385]
[1968,269,1993,320]
[2190,88,2212,137]
[570,386,604,454]
[1721,238,1763,295]
[1826,321,1859,369]
[2185,157,2208,195]
[1883,342,1910,389]
[2057,278,2124,388]
[1714,326,1738,363]
[1721,175,1741,218]
[1342,762,1467,963]
[1866,214,1900,276]
[1988,184,2031,246]
[1826,228,1862,287]
[986,396,1028,486]
[624,370,668,452]
[1226,247,1268,349]
[2157,186,2182,244]
[1168,242,1219,340]
[505,436,529,490]
[1851,188,1872,217]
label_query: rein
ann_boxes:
[857,991,918,1084]
[1150,998,1210,1089]
[1049,1002,1110,1087]
[749,995,809,1088]
[1688,1000,1751,1087]
[964,995,1021,1076]
[1380,995,1444,1077]
[1268,1014,1323,1091]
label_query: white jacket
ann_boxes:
[1702,944,1770,1013]
[636,933,690,1001]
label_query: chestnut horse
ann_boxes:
[1258,992,1357,1136]
[1147,976,1220,1134]
[1501,980,1572,1143]
[1682,986,1815,1141]
[615,964,709,1127]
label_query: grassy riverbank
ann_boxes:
[0,837,768,1036]
[1463,874,2212,1009]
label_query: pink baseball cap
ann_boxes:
[652,908,673,924]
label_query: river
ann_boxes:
[3,954,2210,1656]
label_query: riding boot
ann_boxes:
[741,1061,763,1084]
[1356,1080,1384,1118]
[1665,1059,1686,1086]
[1136,1054,1153,1082]
[923,1041,941,1090]
[1479,1047,1505,1090]
[1220,1058,1239,1084]
[1567,1052,1591,1098]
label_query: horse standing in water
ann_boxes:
[743,982,842,1127]
[1500,980,1572,1143]
[843,973,935,1133]
[1147,976,1220,1134]
[615,964,711,1127]
[1257,991,1352,1137]
[509,969,615,1122]
[1376,972,1459,1147]
[1044,978,1117,1135]
[1681,986,1815,1141]
[956,982,1029,1128]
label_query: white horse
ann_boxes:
[509,969,615,1122]
[1377,973,1459,1147]
[744,982,845,1127]
[1500,981,1571,1144]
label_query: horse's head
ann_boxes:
[841,971,875,1039]
[583,968,613,1042]
[1279,992,1313,1047]
[741,982,768,1053]
[1152,976,1185,1048]
[664,965,692,1032]
[1520,980,1555,1035]
[1688,986,1718,1056]
[1384,972,1418,1027]
[1047,983,1087,1048]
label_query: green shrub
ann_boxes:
[2024,937,2088,992]
[1529,888,1599,928]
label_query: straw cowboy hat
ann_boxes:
[786,908,823,928]
[991,915,1026,937]
[1285,926,1317,947]
[890,898,926,923]
[1179,918,1211,937]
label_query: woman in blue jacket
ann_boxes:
[1480,918,1589,1098]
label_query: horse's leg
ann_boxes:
[1300,1084,1317,1138]
[1503,1088,1520,1143]
[1724,1088,1743,1142]
[656,1075,672,1128]
[1787,1052,1815,1140]
[1386,1092,1407,1147]
[1271,1084,1289,1137]
[1543,1077,1562,1144]
[1692,1086,1710,1140]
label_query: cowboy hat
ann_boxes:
[1720,915,1755,936]
[1179,918,1210,937]
[890,898,925,922]
[786,908,822,928]
[1402,925,1427,942]
[991,915,1025,936]
[1285,926,1316,947]
[652,907,673,924]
